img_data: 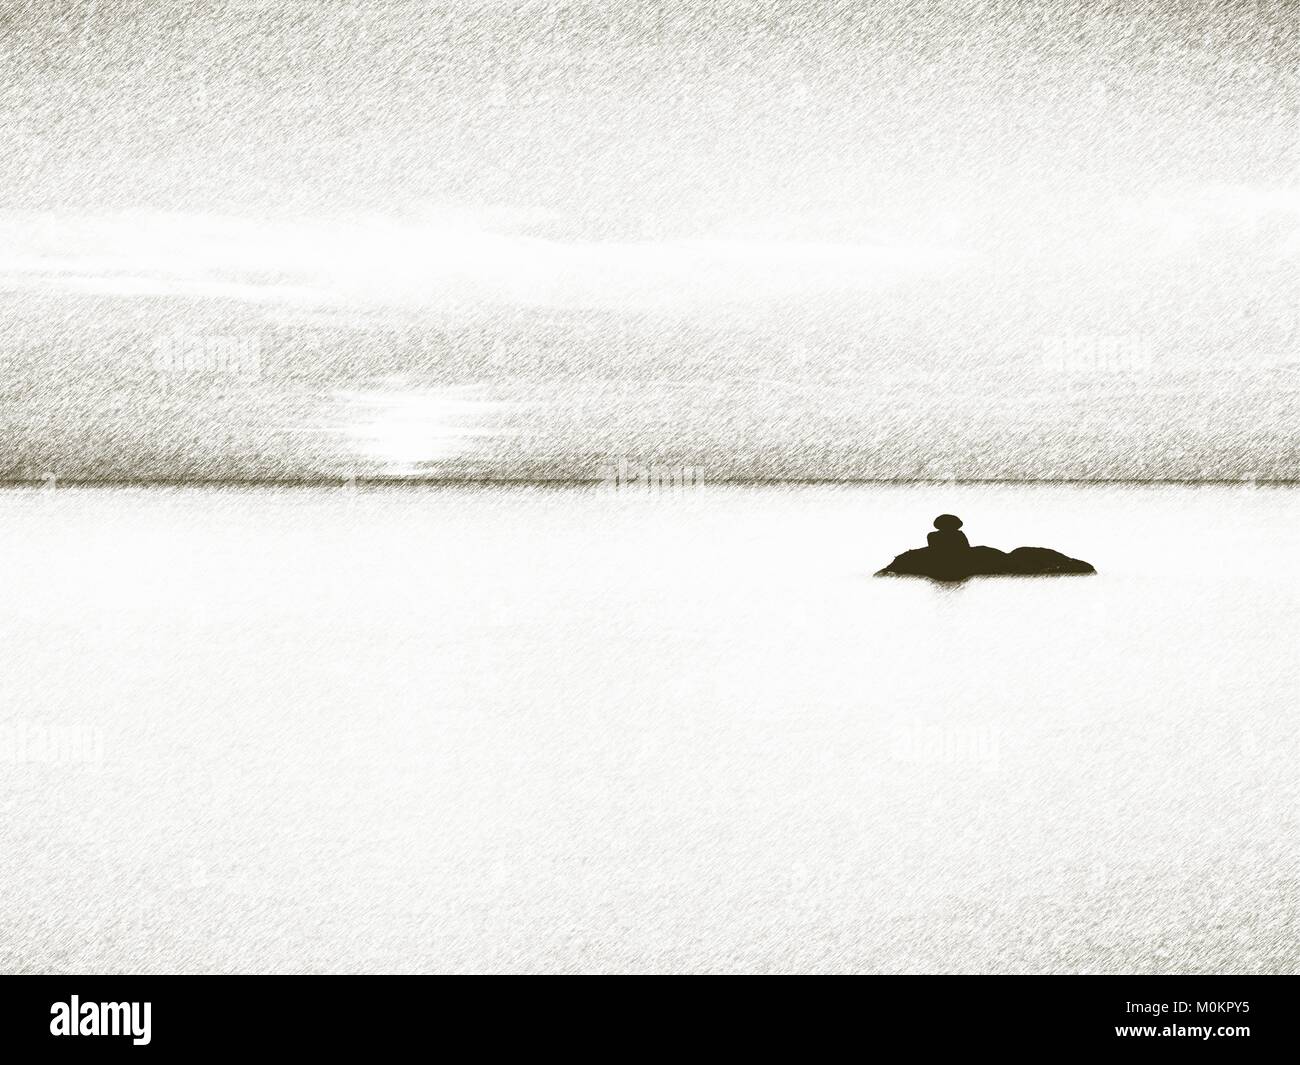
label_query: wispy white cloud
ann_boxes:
[0,209,968,314]
[1127,183,1300,254]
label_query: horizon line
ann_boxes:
[0,476,1293,489]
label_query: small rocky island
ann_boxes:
[876,514,1095,582]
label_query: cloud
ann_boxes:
[1128,184,1300,255]
[0,209,967,315]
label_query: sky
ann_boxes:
[1,0,1298,480]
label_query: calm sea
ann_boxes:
[1,483,1296,973]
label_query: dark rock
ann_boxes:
[875,544,1095,582]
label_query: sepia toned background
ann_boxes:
[2,0,1298,482]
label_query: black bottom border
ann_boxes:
[0,974,1290,1054]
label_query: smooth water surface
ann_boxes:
[0,484,1295,972]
